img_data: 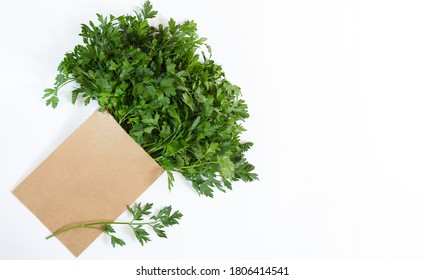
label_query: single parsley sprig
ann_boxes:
[46,202,183,248]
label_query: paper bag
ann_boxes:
[13,110,164,257]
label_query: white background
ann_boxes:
[1,0,424,260]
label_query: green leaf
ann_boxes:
[43,88,56,98]
[111,235,126,247]
[84,97,91,106]
[182,93,194,111]
[146,85,157,95]
[143,126,156,133]
[168,18,177,34]
[71,88,83,104]
[153,224,167,238]
[46,96,59,108]
[154,206,183,227]
[167,210,183,226]
[217,156,235,180]
[153,206,170,221]
[205,142,219,157]
[140,0,157,19]
[160,77,174,88]
[159,123,171,138]
[132,202,153,220]
[103,224,116,234]
[188,116,201,132]
[166,60,176,74]
[109,61,119,71]
[133,227,150,246]
[141,113,159,126]
[162,86,176,96]
[166,169,175,190]
[126,205,135,215]
[54,74,66,86]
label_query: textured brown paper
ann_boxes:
[13,110,164,257]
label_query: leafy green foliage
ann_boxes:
[103,224,116,234]
[46,202,182,248]
[44,1,258,197]
[111,235,126,247]
[133,227,150,246]
[103,202,182,247]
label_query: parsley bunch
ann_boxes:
[44,1,257,197]
[46,202,182,247]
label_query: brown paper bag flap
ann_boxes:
[13,110,164,257]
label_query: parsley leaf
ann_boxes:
[111,235,126,247]
[103,224,116,234]
[152,224,167,238]
[133,227,151,246]
[131,202,153,220]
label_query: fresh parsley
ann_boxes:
[44,1,258,197]
[46,202,182,248]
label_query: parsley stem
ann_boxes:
[56,78,76,91]
[118,105,139,125]
[45,220,157,240]
[176,161,217,170]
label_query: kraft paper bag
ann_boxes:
[13,110,164,257]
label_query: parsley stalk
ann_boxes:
[46,203,183,248]
[45,221,158,240]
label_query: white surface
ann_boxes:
[1,0,424,259]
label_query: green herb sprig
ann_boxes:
[44,1,258,197]
[46,202,182,247]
